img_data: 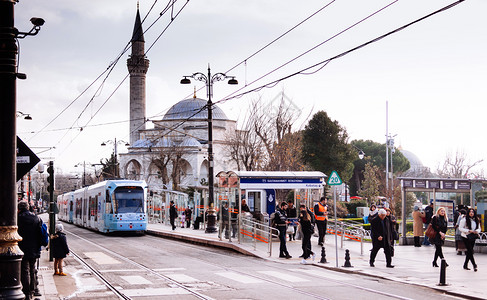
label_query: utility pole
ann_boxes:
[0,1,25,298]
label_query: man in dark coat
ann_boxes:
[423,201,434,246]
[18,200,42,299]
[369,208,394,268]
[169,201,178,230]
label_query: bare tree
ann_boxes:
[152,144,187,191]
[436,150,483,178]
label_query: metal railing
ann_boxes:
[328,219,370,256]
[240,216,279,256]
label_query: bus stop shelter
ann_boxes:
[398,177,486,245]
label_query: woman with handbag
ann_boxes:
[459,208,481,271]
[431,207,448,267]
[298,204,315,264]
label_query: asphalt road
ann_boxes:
[63,222,463,300]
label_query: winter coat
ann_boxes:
[412,210,425,237]
[51,232,70,259]
[275,208,288,227]
[169,205,178,221]
[18,210,42,259]
[370,216,392,249]
[431,215,447,246]
[298,209,314,235]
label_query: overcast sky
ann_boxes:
[14,0,487,178]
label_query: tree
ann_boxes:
[100,153,118,179]
[436,150,483,178]
[349,139,410,195]
[357,162,381,206]
[301,111,355,182]
[152,143,187,191]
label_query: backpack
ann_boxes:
[40,221,49,247]
[269,212,277,228]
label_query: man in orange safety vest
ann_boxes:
[314,197,328,246]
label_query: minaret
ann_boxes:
[127,5,149,145]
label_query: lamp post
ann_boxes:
[0,4,44,298]
[181,65,237,233]
[101,138,130,178]
[347,145,365,203]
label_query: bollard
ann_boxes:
[438,258,447,286]
[343,249,353,267]
[319,246,327,263]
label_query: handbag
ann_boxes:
[467,233,479,241]
[286,225,294,234]
[425,223,437,239]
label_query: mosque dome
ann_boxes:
[400,149,423,170]
[154,137,174,147]
[179,137,202,147]
[162,98,228,121]
[132,139,152,148]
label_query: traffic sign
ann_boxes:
[16,136,40,181]
[327,171,342,185]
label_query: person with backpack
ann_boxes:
[51,223,70,276]
[18,200,43,299]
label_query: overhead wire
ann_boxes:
[214,0,466,106]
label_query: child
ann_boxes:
[51,224,70,276]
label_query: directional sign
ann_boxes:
[327,171,342,186]
[16,136,40,181]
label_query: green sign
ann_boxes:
[327,171,342,186]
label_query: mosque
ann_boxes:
[118,8,238,192]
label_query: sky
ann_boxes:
[14,0,487,179]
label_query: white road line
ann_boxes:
[122,287,191,296]
[216,272,264,284]
[165,274,199,283]
[290,269,353,281]
[153,267,187,272]
[99,269,145,273]
[84,252,121,265]
[258,270,309,282]
[121,275,153,285]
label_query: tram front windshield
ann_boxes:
[113,186,144,214]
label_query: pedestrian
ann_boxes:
[241,199,250,213]
[314,197,328,246]
[185,207,192,228]
[169,201,178,230]
[276,202,292,258]
[17,200,43,300]
[459,208,480,271]
[51,223,70,276]
[455,208,467,255]
[386,208,398,256]
[286,200,297,241]
[423,200,434,246]
[219,202,230,239]
[298,204,315,264]
[431,207,449,267]
[412,206,425,247]
[369,209,394,268]
[368,204,378,221]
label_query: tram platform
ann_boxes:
[33,218,487,299]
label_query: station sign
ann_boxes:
[239,177,324,189]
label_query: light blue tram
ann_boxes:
[57,180,148,233]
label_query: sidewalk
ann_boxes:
[147,223,487,300]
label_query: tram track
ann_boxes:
[64,226,427,300]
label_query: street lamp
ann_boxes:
[101,138,130,178]
[180,65,238,233]
[16,111,32,120]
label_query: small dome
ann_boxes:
[133,139,152,148]
[154,137,174,147]
[163,98,228,121]
[179,137,202,147]
[400,149,423,170]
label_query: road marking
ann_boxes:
[166,274,199,283]
[121,275,153,285]
[258,270,309,282]
[99,269,145,273]
[216,272,264,284]
[122,287,191,296]
[153,267,187,272]
[84,252,122,265]
[291,269,353,281]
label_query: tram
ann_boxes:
[57,180,148,233]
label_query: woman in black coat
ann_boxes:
[298,204,314,263]
[431,207,448,267]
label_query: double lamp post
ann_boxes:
[180,65,237,233]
